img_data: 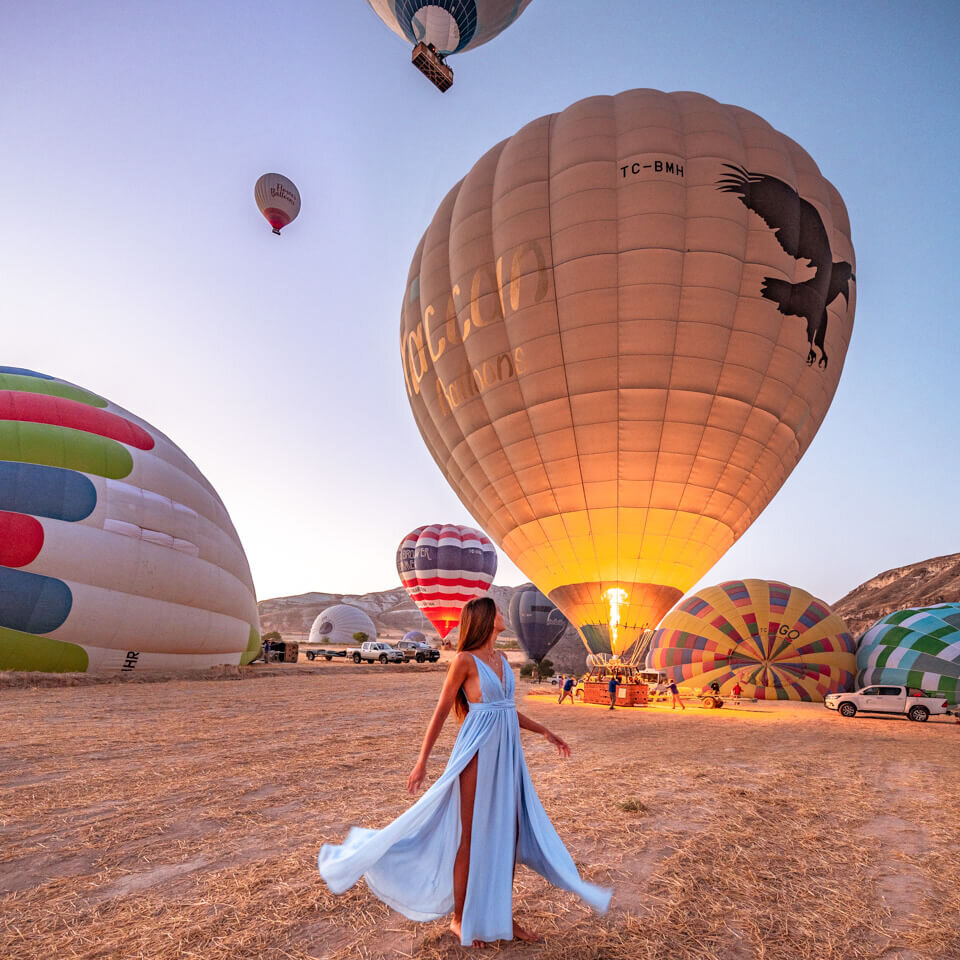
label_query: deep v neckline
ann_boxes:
[472,652,505,692]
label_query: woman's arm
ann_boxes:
[517,711,571,758]
[406,655,471,793]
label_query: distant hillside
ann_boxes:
[832,552,960,637]
[258,552,960,673]
[257,584,589,673]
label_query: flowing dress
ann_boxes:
[317,653,612,945]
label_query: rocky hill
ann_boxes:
[258,551,960,672]
[832,552,960,637]
[257,584,589,672]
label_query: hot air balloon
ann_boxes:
[365,0,534,91]
[396,524,497,640]
[0,367,260,672]
[254,173,300,235]
[857,604,960,701]
[402,629,428,645]
[648,580,857,701]
[508,585,568,665]
[309,605,377,645]
[399,89,856,659]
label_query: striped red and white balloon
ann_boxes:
[396,524,497,639]
[254,173,301,235]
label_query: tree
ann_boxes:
[353,631,369,643]
[262,631,282,643]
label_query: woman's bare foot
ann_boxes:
[449,919,484,948]
[513,919,543,943]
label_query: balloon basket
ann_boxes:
[579,661,657,707]
[412,42,453,92]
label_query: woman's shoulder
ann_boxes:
[451,651,478,672]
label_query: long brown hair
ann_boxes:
[453,596,498,721]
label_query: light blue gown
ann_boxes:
[317,653,612,945]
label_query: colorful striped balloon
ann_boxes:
[0,368,260,673]
[857,604,960,701]
[649,580,856,701]
[396,524,497,639]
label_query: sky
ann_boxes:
[2,0,959,606]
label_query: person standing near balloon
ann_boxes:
[317,597,611,946]
[607,674,620,710]
[559,675,576,705]
[668,680,685,711]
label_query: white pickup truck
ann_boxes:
[352,641,405,664]
[824,685,951,722]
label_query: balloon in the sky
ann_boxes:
[254,173,301,235]
[648,580,856,701]
[366,0,533,55]
[309,605,377,645]
[508,585,568,663]
[0,367,260,672]
[365,0,534,90]
[396,524,497,639]
[399,89,856,658]
[857,604,960,700]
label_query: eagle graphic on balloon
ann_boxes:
[716,164,855,369]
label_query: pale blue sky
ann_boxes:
[2,0,958,604]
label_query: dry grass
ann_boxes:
[2,661,958,960]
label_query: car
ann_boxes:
[353,641,405,664]
[395,639,440,663]
[824,685,951,722]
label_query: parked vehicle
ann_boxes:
[353,641,405,664]
[396,639,441,663]
[824,685,951,722]
[304,648,347,661]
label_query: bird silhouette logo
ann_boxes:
[716,165,854,369]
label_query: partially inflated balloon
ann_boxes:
[254,173,300,235]
[396,524,497,639]
[508,585,568,663]
[366,0,533,56]
[0,367,260,672]
[400,89,855,657]
[857,604,960,700]
[309,605,377,645]
[649,580,856,701]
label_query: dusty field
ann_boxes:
[2,662,959,960]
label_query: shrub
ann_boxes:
[352,632,369,643]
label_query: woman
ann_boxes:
[318,596,611,947]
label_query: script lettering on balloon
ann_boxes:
[402,240,548,406]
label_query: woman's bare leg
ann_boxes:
[450,753,482,947]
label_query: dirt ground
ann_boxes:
[2,662,959,960]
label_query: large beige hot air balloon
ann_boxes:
[400,89,856,659]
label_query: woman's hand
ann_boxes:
[407,759,427,794]
[545,730,571,758]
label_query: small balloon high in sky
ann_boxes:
[254,173,301,236]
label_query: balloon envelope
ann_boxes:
[400,89,855,656]
[649,580,856,701]
[857,604,960,700]
[402,629,428,645]
[396,524,497,639]
[365,0,534,56]
[508,585,568,662]
[0,367,260,672]
[309,605,376,645]
[254,173,301,235]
